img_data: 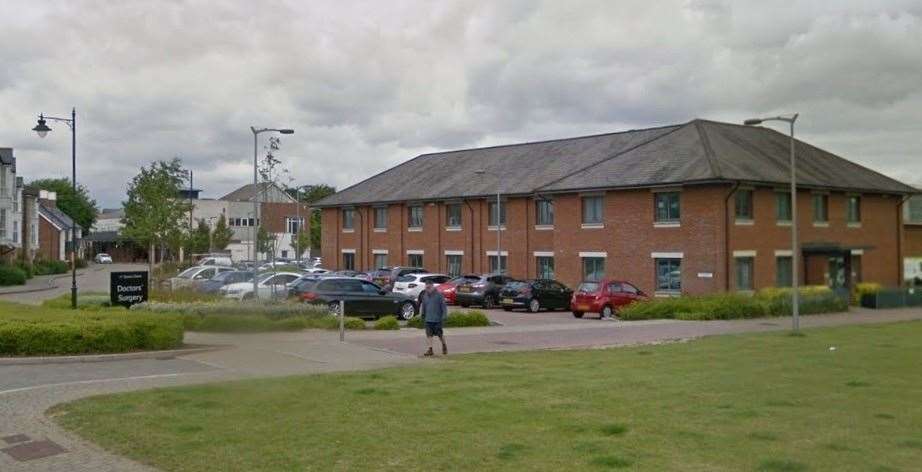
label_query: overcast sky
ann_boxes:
[1,0,920,208]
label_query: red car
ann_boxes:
[438,275,481,305]
[570,279,648,319]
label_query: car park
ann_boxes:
[221,271,302,300]
[437,275,481,305]
[198,270,254,294]
[570,279,648,319]
[372,266,427,291]
[392,273,452,300]
[499,279,574,313]
[296,277,418,320]
[454,273,514,309]
[168,265,236,291]
[94,253,113,264]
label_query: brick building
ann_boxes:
[316,119,917,295]
[904,194,922,285]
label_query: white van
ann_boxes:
[197,255,234,267]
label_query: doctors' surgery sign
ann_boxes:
[110,271,149,308]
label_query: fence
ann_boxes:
[860,287,922,309]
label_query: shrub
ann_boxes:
[33,260,69,276]
[0,304,184,356]
[149,288,222,304]
[132,301,329,320]
[374,315,400,330]
[852,282,882,305]
[620,287,847,321]
[0,265,28,286]
[344,317,367,330]
[15,261,34,279]
[132,301,366,332]
[192,315,307,333]
[406,310,491,329]
[42,293,115,311]
[75,258,89,269]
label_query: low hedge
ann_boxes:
[0,302,184,356]
[33,260,69,276]
[407,310,491,329]
[374,315,400,330]
[133,301,368,332]
[0,265,28,286]
[132,301,330,320]
[42,293,114,311]
[182,314,366,332]
[620,286,847,321]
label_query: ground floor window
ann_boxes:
[489,255,507,273]
[655,258,681,293]
[736,257,754,291]
[446,255,462,277]
[536,256,555,279]
[408,253,423,268]
[852,255,862,283]
[343,253,355,271]
[776,256,792,287]
[373,253,388,268]
[582,257,605,282]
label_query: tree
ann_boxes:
[30,178,99,230]
[211,214,234,251]
[256,226,275,257]
[122,159,193,271]
[294,230,311,259]
[296,184,335,251]
[187,219,211,254]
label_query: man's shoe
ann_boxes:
[423,348,434,357]
[442,343,448,355]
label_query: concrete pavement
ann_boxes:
[1,305,920,471]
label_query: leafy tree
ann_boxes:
[30,178,99,230]
[187,219,211,254]
[256,226,275,257]
[294,184,335,251]
[122,159,192,270]
[211,214,234,250]
[294,230,311,259]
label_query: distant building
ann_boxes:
[904,193,922,286]
[0,148,24,262]
[37,190,83,262]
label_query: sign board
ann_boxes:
[110,271,149,308]
[697,272,714,279]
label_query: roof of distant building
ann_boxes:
[220,182,296,203]
[39,202,82,231]
[315,119,917,207]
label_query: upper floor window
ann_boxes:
[286,217,304,234]
[735,190,753,220]
[812,194,829,223]
[446,203,462,228]
[907,195,922,224]
[654,192,680,222]
[582,196,603,225]
[846,196,861,224]
[408,205,423,228]
[374,207,388,229]
[536,199,554,226]
[342,209,355,230]
[776,192,792,222]
[489,200,506,227]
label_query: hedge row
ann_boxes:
[132,301,331,320]
[180,314,366,332]
[406,310,491,329]
[619,286,848,321]
[0,304,184,356]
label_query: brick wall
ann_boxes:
[905,225,922,258]
[321,183,902,294]
[38,216,61,261]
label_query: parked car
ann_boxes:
[392,273,452,301]
[94,253,113,264]
[499,279,574,312]
[287,273,337,297]
[372,266,427,291]
[454,273,514,309]
[438,275,481,305]
[198,270,254,294]
[570,279,648,319]
[168,266,236,291]
[196,255,234,267]
[296,277,418,320]
[354,271,374,282]
[331,270,364,278]
[221,271,303,300]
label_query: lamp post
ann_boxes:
[744,113,800,331]
[33,109,79,309]
[475,169,502,274]
[249,126,293,299]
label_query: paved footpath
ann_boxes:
[1,307,920,471]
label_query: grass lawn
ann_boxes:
[53,321,922,471]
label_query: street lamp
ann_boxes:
[744,113,800,331]
[32,109,79,309]
[249,126,294,299]
[475,169,502,274]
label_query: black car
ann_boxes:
[454,273,514,309]
[295,277,418,320]
[499,279,574,313]
[198,270,254,294]
[371,266,427,291]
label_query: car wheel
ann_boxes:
[572,311,584,318]
[483,295,496,309]
[399,302,416,321]
[328,301,342,316]
[503,307,513,312]
[601,305,614,319]
[528,298,541,313]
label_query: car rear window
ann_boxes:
[396,275,416,282]
[578,282,600,293]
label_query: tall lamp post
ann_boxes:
[249,126,293,299]
[32,109,79,309]
[744,113,800,331]
[474,169,502,274]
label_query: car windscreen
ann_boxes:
[255,272,276,284]
[577,282,600,293]
[177,267,200,279]
[504,281,529,289]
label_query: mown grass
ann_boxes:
[54,321,922,471]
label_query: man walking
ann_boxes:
[419,280,448,356]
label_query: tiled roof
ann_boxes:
[316,119,916,207]
[39,203,81,231]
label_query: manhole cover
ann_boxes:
[2,440,68,462]
[2,434,30,445]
